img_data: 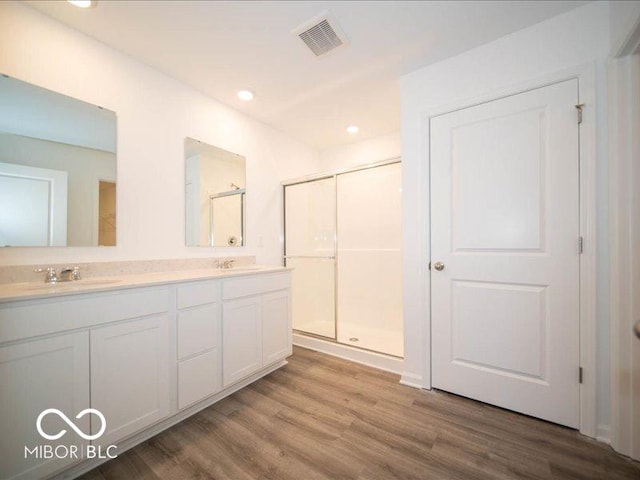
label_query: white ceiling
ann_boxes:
[25,0,587,150]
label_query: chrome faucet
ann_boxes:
[216,259,235,269]
[60,266,81,282]
[34,267,58,284]
[34,266,81,283]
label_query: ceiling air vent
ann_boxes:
[293,11,348,58]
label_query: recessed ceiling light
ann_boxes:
[67,0,94,7]
[237,90,254,101]
[346,125,359,134]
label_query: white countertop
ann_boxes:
[0,265,291,303]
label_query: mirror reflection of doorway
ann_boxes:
[98,181,116,246]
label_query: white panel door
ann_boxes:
[0,162,68,247]
[0,332,89,480]
[90,315,171,446]
[431,79,580,428]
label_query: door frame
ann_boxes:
[408,63,598,438]
[93,176,116,246]
[609,34,640,457]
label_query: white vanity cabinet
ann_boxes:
[222,273,291,387]
[0,332,90,480]
[176,280,222,409]
[0,267,291,480]
[0,284,172,477]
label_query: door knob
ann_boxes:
[434,262,445,271]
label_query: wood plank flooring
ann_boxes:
[80,347,640,480]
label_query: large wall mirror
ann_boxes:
[0,75,117,247]
[185,138,246,247]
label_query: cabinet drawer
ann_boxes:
[222,273,291,300]
[177,280,221,309]
[177,303,220,359]
[0,287,169,344]
[178,349,221,409]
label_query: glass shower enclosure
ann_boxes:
[284,177,337,339]
[284,160,403,357]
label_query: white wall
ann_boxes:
[0,1,320,266]
[318,132,401,172]
[400,1,611,436]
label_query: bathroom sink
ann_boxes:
[228,266,264,272]
[22,278,123,291]
[78,279,123,286]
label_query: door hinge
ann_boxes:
[579,366,584,384]
[578,236,584,254]
[575,103,584,124]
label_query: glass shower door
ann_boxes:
[284,177,336,339]
[336,163,403,356]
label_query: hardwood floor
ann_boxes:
[81,347,640,480]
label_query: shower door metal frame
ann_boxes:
[283,175,337,340]
[209,188,246,247]
[282,156,401,352]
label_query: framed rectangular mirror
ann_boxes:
[185,138,246,247]
[0,74,117,247]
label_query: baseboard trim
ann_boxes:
[400,372,425,389]
[53,359,288,480]
[293,333,403,374]
[596,424,611,445]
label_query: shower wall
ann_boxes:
[284,161,403,358]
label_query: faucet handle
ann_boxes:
[71,266,81,280]
[34,267,58,284]
[45,267,58,283]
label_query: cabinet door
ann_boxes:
[222,296,262,387]
[0,332,89,480]
[262,290,291,366]
[90,315,171,446]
